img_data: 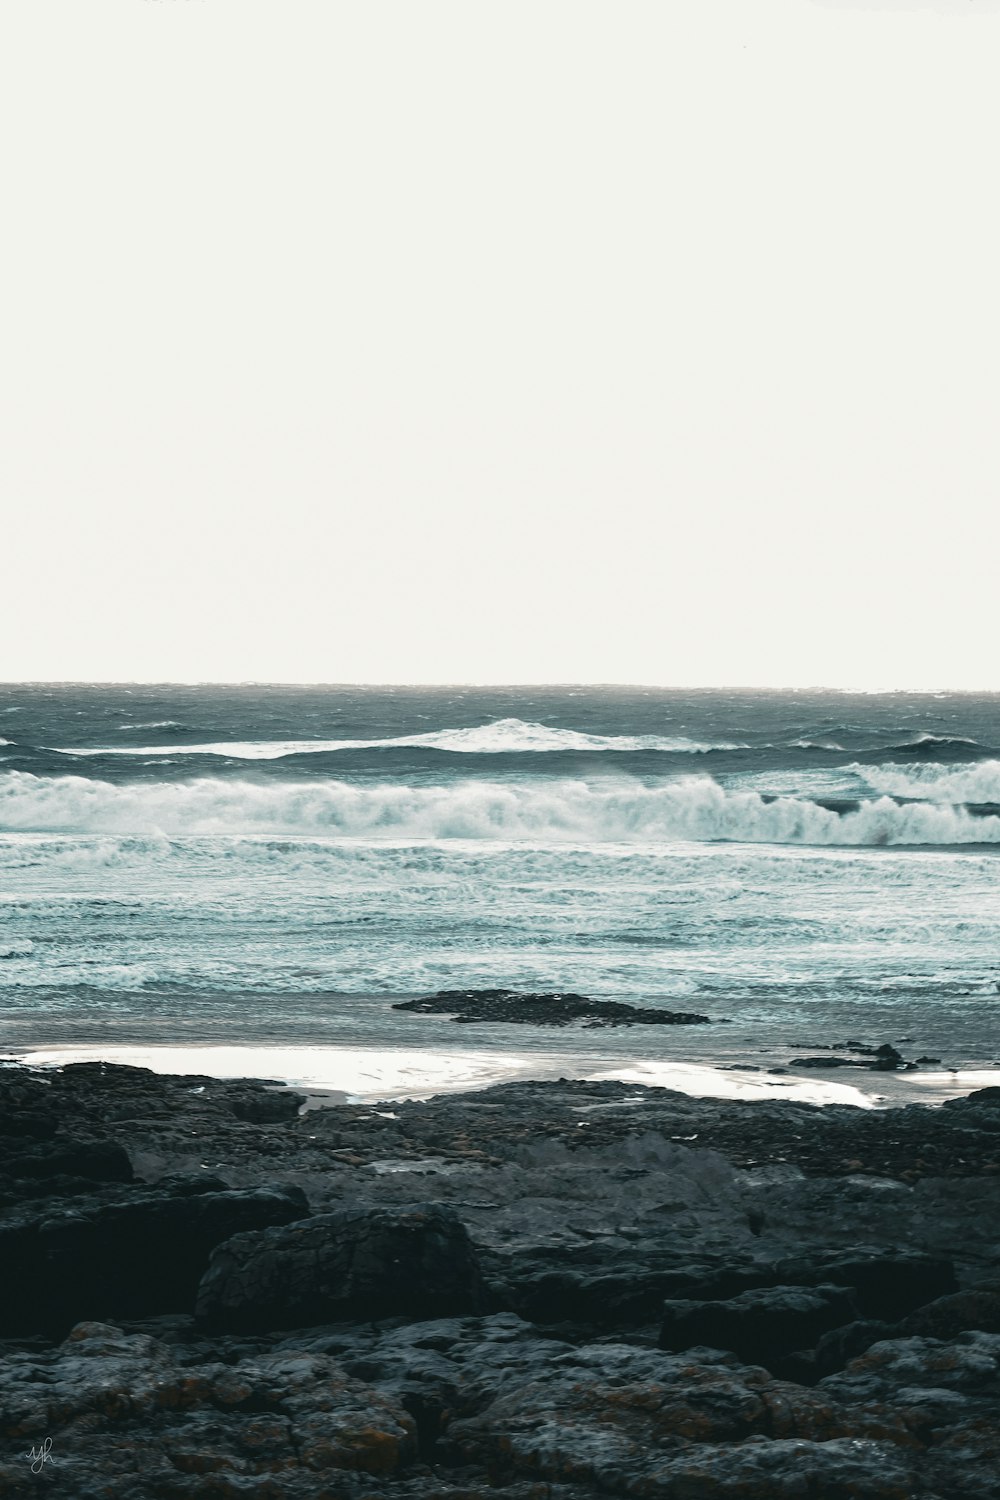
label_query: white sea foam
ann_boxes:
[4,770,1000,845]
[50,718,746,759]
[0,939,33,959]
[8,1044,876,1106]
[858,760,1000,804]
[118,720,185,732]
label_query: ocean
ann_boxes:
[1,684,999,1100]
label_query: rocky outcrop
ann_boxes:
[196,1203,487,1332]
[0,1181,308,1336]
[0,1063,999,1497]
[0,1321,417,1499]
[393,987,715,1026]
[9,1316,1000,1499]
[772,1248,957,1320]
[659,1282,861,1367]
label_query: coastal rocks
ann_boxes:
[2,1064,1000,1496]
[815,1331,1000,1495]
[896,1288,1000,1340]
[0,1137,133,1210]
[0,1182,308,1336]
[813,1319,897,1377]
[658,1283,860,1367]
[0,1320,417,1499]
[772,1249,957,1321]
[0,1137,132,1184]
[821,1329,1000,1406]
[283,1076,1000,1183]
[196,1203,487,1332]
[445,1344,915,1498]
[788,1044,910,1072]
[393,988,715,1027]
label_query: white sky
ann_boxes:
[1,0,998,689]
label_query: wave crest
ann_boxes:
[48,719,746,759]
[858,760,1000,804]
[3,771,1000,846]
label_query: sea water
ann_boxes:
[1,685,998,1095]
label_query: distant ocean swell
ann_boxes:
[3,770,1000,846]
[36,718,746,758]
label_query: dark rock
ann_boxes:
[821,1329,1000,1405]
[1,1063,1000,1495]
[197,1203,487,1332]
[789,1043,906,1072]
[774,1249,957,1321]
[225,1086,306,1124]
[814,1319,896,1376]
[446,1339,916,1497]
[659,1283,859,1367]
[0,1137,132,1184]
[0,1321,417,1496]
[393,987,714,1027]
[897,1288,1000,1340]
[502,1253,774,1329]
[0,1185,309,1335]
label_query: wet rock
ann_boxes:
[789,1043,907,1072]
[393,988,715,1027]
[773,1249,957,1321]
[897,1288,1000,1340]
[0,1184,309,1336]
[225,1086,307,1124]
[821,1330,1000,1405]
[813,1319,896,1377]
[197,1203,487,1332]
[659,1283,859,1368]
[0,1137,132,1184]
[1,1063,999,1496]
[0,1320,417,1498]
[447,1344,915,1497]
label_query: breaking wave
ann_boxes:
[872,734,987,759]
[48,719,746,759]
[118,720,186,733]
[3,771,1000,846]
[858,760,1000,804]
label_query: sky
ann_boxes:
[1,0,998,689]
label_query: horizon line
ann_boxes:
[2,680,999,696]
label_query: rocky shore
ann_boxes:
[2,1061,1000,1498]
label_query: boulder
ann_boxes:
[197,1202,487,1332]
[0,1183,308,1335]
[814,1319,897,1377]
[0,1137,132,1184]
[659,1283,860,1367]
[774,1249,957,1321]
[897,1288,1000,1340]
